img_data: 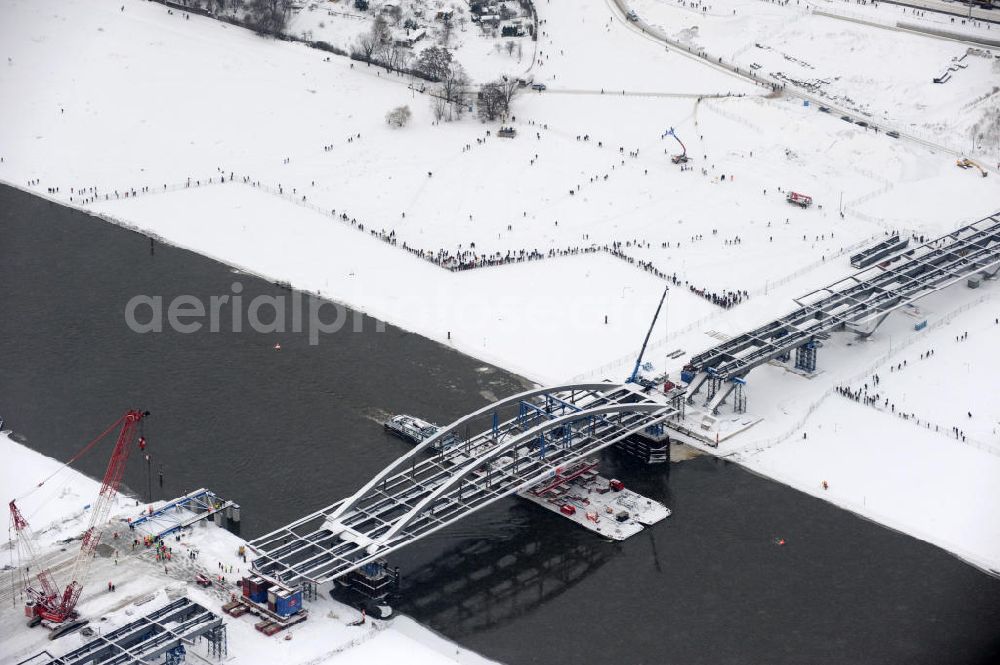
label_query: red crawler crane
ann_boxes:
[9,409,149,624]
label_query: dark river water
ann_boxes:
[1,184,998,665]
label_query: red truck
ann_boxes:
[787,192,813,208]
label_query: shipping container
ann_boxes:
[248,577,270,603]
[274,589,303,617]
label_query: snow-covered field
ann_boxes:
[0,432,494,665]
[628,0,1000,151]
[724,293,1000,574]
[1,0,999,632]
[0,432,110,549]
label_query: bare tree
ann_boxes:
[477,82,505,122]
[429,62,470,122]
[498,75,519,113]
[440,62,470,119]
[355,15,390,64]
[249,0,291,35]
[386,4,403,25]
[969,98,1000,153]
[505,40,516,56]
[386,105,412,127]
[475,76,518,122]
[440,14,454,46]
[383,43,410,72]
[431,94,448,122]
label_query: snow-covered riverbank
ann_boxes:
[0,432,496,665]
[1,0,998,594]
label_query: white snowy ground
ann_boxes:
[0,0,998,587]
[0,433,495,665]
[628,0,1000,152]
[664,285,1000,574]
[0,433,110,549]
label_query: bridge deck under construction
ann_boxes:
[688,213,1000,393]
[249,384,679,587]
[41,598,224,665]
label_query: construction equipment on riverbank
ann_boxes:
[9,410,149,626]
[627,285,669,386]
[956,157,988,177]
[663,127,689,164]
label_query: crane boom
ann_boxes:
[9,409,148,623]
[662,127,688,163]
[628,286,669,384]
[9,501,61,602]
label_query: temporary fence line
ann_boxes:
[74,175,759,311]
[750,233,882,297]
[700,97,766,134]
[834,392,1000,458]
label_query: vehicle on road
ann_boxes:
[626,9,639,21]
[818,106,830,113]
[887,130,900,138]
[531,82,547,91]
[840,115,852,122]
[856,121,869,128]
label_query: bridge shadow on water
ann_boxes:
[397,501,619,639]
[396,460,675,638]
[398,452,1000,665]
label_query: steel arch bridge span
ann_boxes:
[248,383,619,556]
[372,401,672,545]
[249,384,676,586]
[324,382,622,525]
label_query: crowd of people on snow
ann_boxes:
[835,328,995,445]
[19,108,795,317]
[837,378,972,443]
[25,165,756,312]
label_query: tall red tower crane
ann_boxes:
[9,409,149,623]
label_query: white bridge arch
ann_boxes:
[250,382,679,586]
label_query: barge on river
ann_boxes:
[383,414,458,452]
[383,415,671,540]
